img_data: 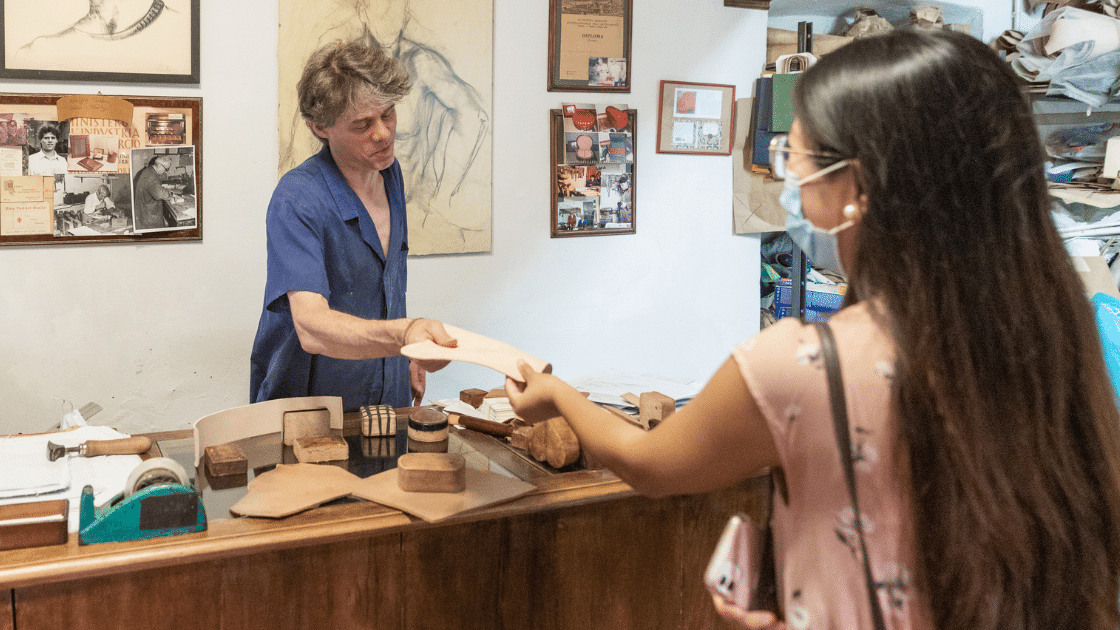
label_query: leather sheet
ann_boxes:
[229,461,536,522]
[401,324,551,381]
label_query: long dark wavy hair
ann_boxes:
[794,30,1120,630]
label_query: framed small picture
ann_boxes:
[656,80,736,155]
[0,0,200,84]
[551,107,634,238]
[548,0,632,92]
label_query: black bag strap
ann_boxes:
[816,322,888,630]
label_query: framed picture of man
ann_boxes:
[0,0,200,83]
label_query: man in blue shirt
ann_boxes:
[251,40,455,412]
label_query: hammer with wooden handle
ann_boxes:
[46,436,152,462]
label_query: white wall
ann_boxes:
[0,0,766,435]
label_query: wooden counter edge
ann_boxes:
[0,468,634,590]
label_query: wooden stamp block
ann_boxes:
[360,404,396,437]
[397,453,466,493]
[282,408,331,446]
[293,435,349,463]
[459,388,488,408]
[205,443,247,477]
[639,392,676,430]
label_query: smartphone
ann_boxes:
[704,512,766,609]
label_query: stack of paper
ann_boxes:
[480,398,517,423]
[0,426,143,532]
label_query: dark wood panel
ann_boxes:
[218,536,401,630]
[400,518,506,629]
[1,590,12,630]
[14,561,222,629]
[504,495,687,630]
[680,478,772,630]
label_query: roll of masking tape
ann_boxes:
[124,457,189,496]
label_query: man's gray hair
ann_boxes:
[297,39,412,138]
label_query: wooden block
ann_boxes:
[360,404,396,437]
[509,426,533,451]
[603,404,644,429]
[397,453,466,493]
[205,443,247,477]
[282,408,331,446]
[293,435,349,463]
[486,388,506,398]
[639,392,676,430]
[0,499,68,551]
[459,388,488,408]
[527,417,581,468]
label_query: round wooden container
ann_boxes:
[408,408,449,443]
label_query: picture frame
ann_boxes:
[0,92,201,247]
[0,0,200,84]
[548,0,632,93]
[656,80,736,155]
[550,107,635,238]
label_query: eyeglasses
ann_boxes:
[768,135,848,184]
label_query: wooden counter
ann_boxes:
[0,427,769,630]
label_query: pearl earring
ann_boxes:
[843,204,860,219]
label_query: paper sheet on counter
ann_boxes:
[566,369,704,407]
[0,426,143,532]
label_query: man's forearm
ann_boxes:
[289,290,412,360]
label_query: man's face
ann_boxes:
[40,133,57,152]
[311,98,398,174]
[97,188,108,200]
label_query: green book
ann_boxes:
[770,73,800,133]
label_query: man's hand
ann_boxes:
[403,318,457,372]
[410,360,426,406]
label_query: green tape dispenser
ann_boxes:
[79,457,206,545]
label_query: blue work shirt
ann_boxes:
[249,145,410,411]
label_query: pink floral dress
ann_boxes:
[732,303,928,630]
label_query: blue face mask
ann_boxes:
[778,160,853,277]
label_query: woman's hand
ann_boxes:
[504,360,562,424]
[711,597,784,630]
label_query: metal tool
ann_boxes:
[46,436,152,462]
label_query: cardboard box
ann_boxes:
[1074,255,1120,300]
[772,278,846,323]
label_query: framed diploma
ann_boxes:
[550,107,635,238]
[656,80,736,156]
[548,0,632,93]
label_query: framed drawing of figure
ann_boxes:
[0,0,200,83]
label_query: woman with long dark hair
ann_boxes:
[506,30,1120,630]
